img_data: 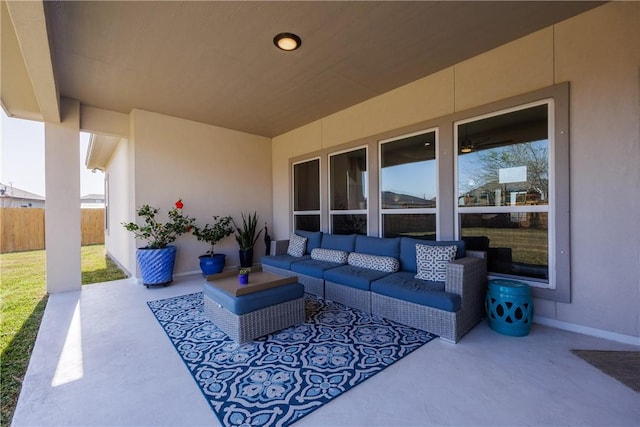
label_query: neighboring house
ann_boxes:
[2,1,638,344]
[81,193,105,209]
[0,183,45,208]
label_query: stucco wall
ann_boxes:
[271,2,640,339]
[129,109,272,275]
[104,137,134,275]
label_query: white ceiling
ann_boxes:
[44,1,602,137]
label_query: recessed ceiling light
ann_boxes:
[273,32,301,51]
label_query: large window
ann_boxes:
[292,158,320,231]
[329,147,367,234]
[456,101,553,287]
[290,83,569,301]
[379,129,437,238]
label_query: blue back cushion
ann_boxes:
[400,237,466,273]
[321,233,357,252]
[295,230,323,254]
[355,235,400,257]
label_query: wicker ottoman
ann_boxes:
[203,270,305,343]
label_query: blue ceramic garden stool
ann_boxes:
[485,279,534,336]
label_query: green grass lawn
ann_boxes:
[0,245,127,426]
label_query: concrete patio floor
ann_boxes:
[12,274,640,427]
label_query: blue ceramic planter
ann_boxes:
[137,245,177,286]
[199,254,226,275]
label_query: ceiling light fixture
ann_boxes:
[460,145,473,154]
[273,32,302,51]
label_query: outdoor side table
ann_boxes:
[485,279,534,337]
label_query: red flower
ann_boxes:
[175,199,184,209]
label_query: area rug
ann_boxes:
[571,349,640,392]
[148,292,436,427]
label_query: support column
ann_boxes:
[44,98,81,293]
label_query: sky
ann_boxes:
[0,110,104,197]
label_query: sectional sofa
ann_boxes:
[261,230,487,343]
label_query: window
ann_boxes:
[329,147,367,234]
[456,101,553,287]
[292,158,320,231]
[379,129,437,238]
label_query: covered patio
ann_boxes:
[2,1,639,425]
[12,275,639,426]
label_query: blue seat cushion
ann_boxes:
[321,233,357,252]
[295,230,323,254]
[355,235,401,257]
[371,272,461,312]
[290,259,344,278]
[324,265,392,291]
[400,237,466,273]
[261,254,310,270]
[204,282,304,315]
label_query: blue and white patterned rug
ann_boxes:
[147,292,436,427]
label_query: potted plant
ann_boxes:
[191,215,234,275]
[123,199,194,287]
[232,211,263,268]
[238,267,251,285]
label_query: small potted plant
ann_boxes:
[191,215,234,275]
[238,267,251,285]
[123,199,195,287]
[232,211,264,268]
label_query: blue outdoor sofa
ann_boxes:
[262,231,487,343]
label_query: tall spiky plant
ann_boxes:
[232,211,263,250]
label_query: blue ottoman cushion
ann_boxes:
[203,282,304,315]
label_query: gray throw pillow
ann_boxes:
[287,234,308,257]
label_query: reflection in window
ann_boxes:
[461,212,548,280]
[380,130,437,237]
[456,102,551,285]
[330,148,367,234]
[332,214,367,235]
[382,213,436,239]
[293,159,320,232]
[458,104,548,208]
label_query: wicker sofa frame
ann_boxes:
[371,252,487,342]
[203,292,305,343]
[264,238,487,343]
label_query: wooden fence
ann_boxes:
[0,208,105,253]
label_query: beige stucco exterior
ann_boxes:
[44,98,81,293]
[271,2,640,340]
[103,109,273,279]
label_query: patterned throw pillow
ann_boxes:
[415,244,457,281]
[310,248,349,264]
[348,252,400,273]
[287,234,308,257]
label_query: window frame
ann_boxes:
[451,82,570,303]
[328,145,369,234]
[291,156,321,233]
[378,128,439,238]
[287,82,570,302]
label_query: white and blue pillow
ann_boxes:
[348,252,400,273]
[287,234,308,258]
[415,244,457,281]
[310,248,349,264]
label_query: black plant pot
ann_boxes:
[239,248,254,268]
